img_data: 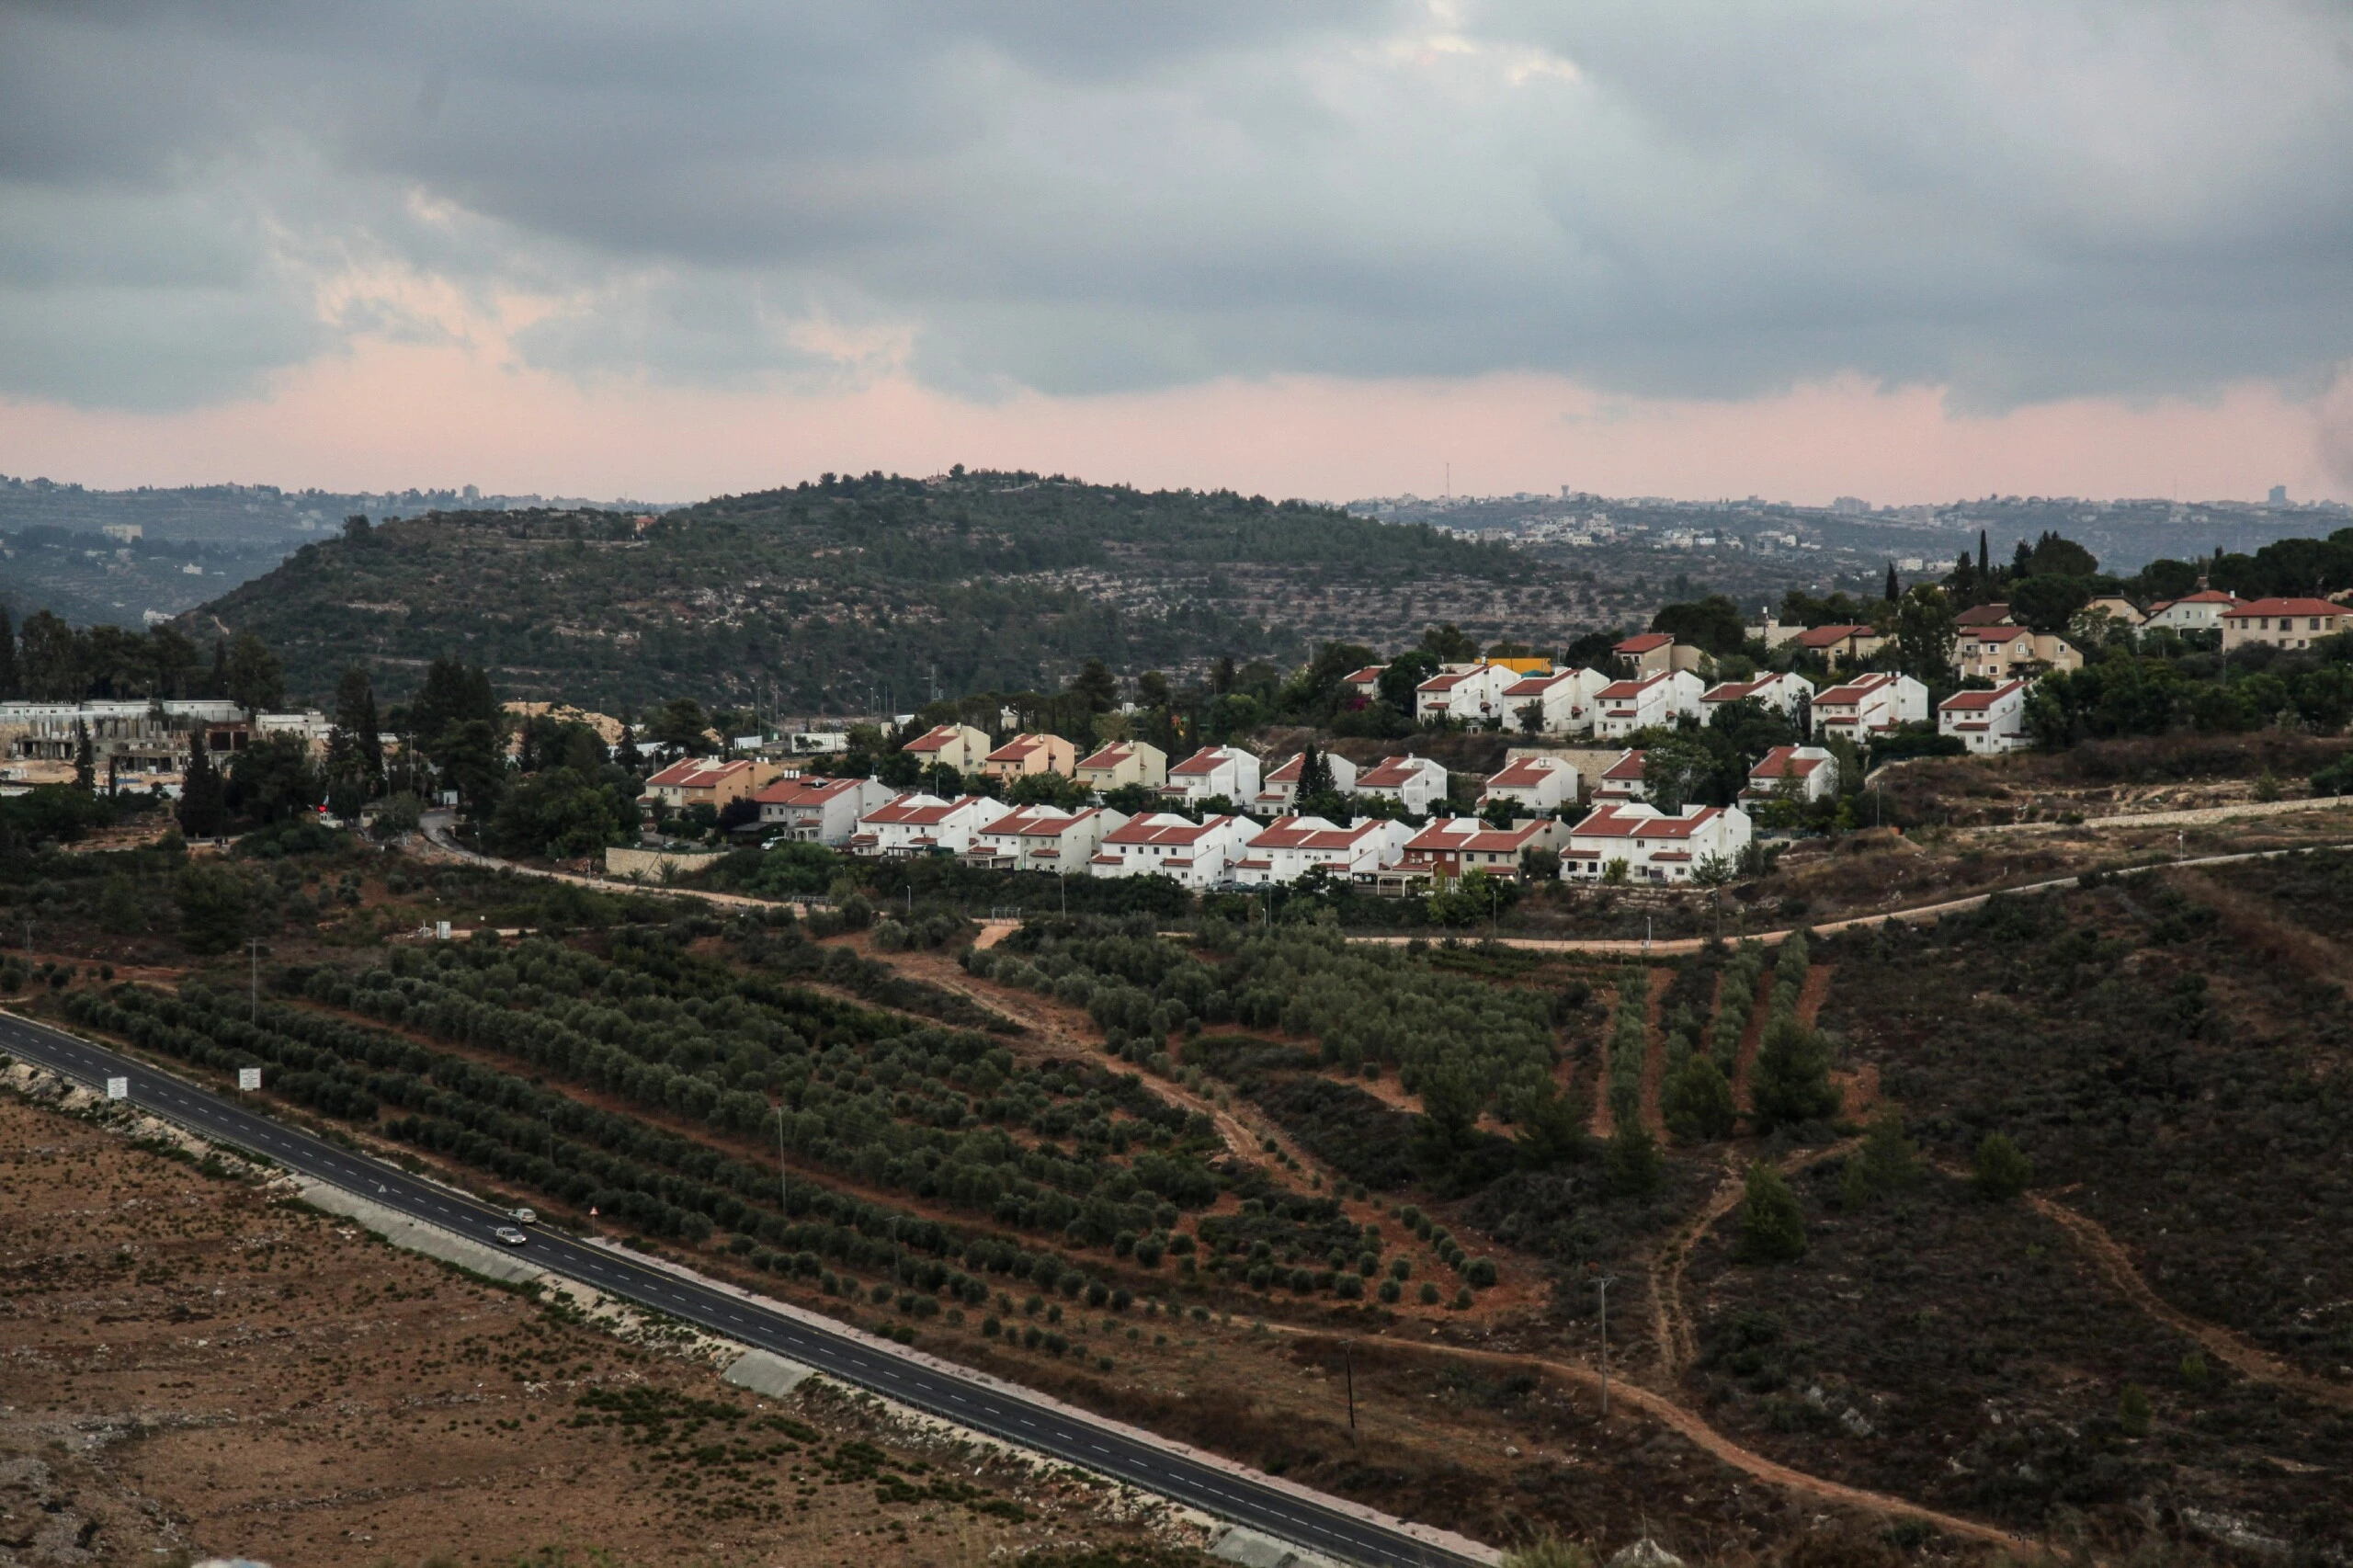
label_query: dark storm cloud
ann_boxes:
[3,1,2348,411]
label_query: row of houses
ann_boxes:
[805,788,1756,890]
[0,699,336,790]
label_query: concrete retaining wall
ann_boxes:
[604,846,724,881]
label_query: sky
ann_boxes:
[4,1,2352,506]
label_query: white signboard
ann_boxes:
[237,1067,262,1092]
[106,1076,128,1100]
[435,921,452,941]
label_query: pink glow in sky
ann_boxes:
[4,341,2348,506]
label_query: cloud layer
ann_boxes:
[5,1,2350,420]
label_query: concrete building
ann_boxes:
[1594,748,1650,802]
[847,793,995,858]
[2144,590,2240,632]
[899,723,993,774]
[1792,624,1887,667]
[1954,623,2083,681]
[1612,633,1702,676]
[979,732,1077,780]
[1399,817,1562,882]
[642,756,784,812]
[1161,746,1261,804]
[1499,666,1611,734]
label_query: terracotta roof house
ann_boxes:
[980,732,1077,779]
[1699,671,1813,722]
[899,723,992,773]
[1354,754,1449,815]
[1500,667,1611,734]
[1561,802,1752,883]
[1742,745,1839,804]
[1089,812,1259,887]
[1228,815,1408,886]
[1810,672,1928,740]
[964,805,1123,871]
[1400,817,1562,882]
[1955,602,2014,628]
[1480,754,1577,813]
[1594,671,1704,738]
[1595,748,1650,801]
[1793,623,1887,666]
[642,756,782,810]
[1255,750,1359,813]
[1938,679,2034,755]
[1159,745,1261,804]
[847,793,995,858]
[751,774,894,844]
[2222,598,2347,653]
[2145,589,2239,631]
[1612,632,1700,676]
[1955,623,2082,682]
[1073,740,1166,790]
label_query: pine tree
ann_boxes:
[1749,1016,1842,1132]
[1663,1053,1737,1142]
[1606,1123,1664,1197]
[1883,562,1899,601]
[1972,1131,2034,1202]
[177,741,228,838]
[1296,742,1334,801]
[73,721,94,791]
[1735,1162,1807,1263]
[1978,529,1990,584]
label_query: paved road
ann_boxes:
[0,1010,1485,1568]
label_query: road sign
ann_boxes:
[106,1076,128,1100]
[237,1067,262,1092]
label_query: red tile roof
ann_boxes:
[753,776,863,804]
[1597,673,1665,699]
[1570,804,1726,840]
[977,806,1098,838]
[1486,756,1570,788]
[1702,676,1777,703]
[1614,632,1674,653]
[2226,597,2345,619]
[902,724,971,754]
[1102,812,1237,846]
[1248,815,1382,851]
[1814,673,1899,706]
[646,757,751,789]
[1938,679,2029,711]
[1358,756,1437,789]
[1601,750,1647,779]
[1404,818,1548,854]
[1504,670,1576,697]
[1747,745,1825,779]
[862,794,984,826]
[1796,622,1877,649]
[1343,665,1386,686]
[1955,602,2012,626]
[983,734,1052,764]
[1075,742,1138,769]
[1167,747,1239,778]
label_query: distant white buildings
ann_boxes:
[1228,815,1408,886]
[963,804,1124,871]
[753,775,893,844]
[848,793,995,858]
[1160,746,1261,805]
[1594,749,1651,802]
[1500,667,1611,734]
[1699,672,1813,723]
[1743,745,1839,805]
[1561,802,1752,883]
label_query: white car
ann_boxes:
[510,1207,538,1225]
[493,1226,529,1246]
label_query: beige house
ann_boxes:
[979,732,1077,779]
[900,722,993,774]
[1074,739,1166,790]
[2222,598,2348,653]
[2083,596,2146,626]
[1954,623,2083,681]
[1612,633,1703,676]
[1793,623,1888,667]
[642,757,785,811]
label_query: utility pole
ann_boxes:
[777,1103,790,1216]
[1342,1341,1357,1441]
[1595,1274,1618,1423]
[246,937,263,1023]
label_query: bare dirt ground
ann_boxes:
[0,1091,1181,1568]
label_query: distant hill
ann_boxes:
[185,470,1585,710]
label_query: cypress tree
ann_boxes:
[73,721,94,791]
[1978,529,1990,584]
[1883,562,1899,601]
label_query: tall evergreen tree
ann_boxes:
[72,721,94,791]
[1978,529,1990,584]
[177,742,228,837]
[1883,562,1900,601]
[1735,1162,1807,1263]
[0,605,17,699]
[331,665,384,790]
[1295,742,1334,801]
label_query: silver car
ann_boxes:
[493,1225,529,1246]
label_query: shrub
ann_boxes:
[1663,1053,1737,1142]
[1464,1257,1497,1289]
[1418,1281,1440,1304]
[1606,1124,1664,1198]
[1735,1163,1807,1264]
[1972,1132,2034,1202]
[2118,1382,2153,1437]
[1378,1278,1402,1303]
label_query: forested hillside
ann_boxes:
[185,470,1559,709]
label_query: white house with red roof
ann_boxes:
[899,722,992,773]
[1613,632,1701,676]
[1500,666,1612,733]
[1699,671,1813,722]
[641,756,783,811]
[1088,812,1259,887]
[1594,670,1704,738]
[1810,672,1927,742]
[1228,815,1409,886]
[1354,753,1449,814]
[1073,739,1166,790]
[1480,754,1577,813]
[1160,745,1261,804]
[1400,817,1563,882]
[2145,589,2239,632]
[1340,665,1388,709]
[979,732,1077,779]
[2222,597,2348,653]
[752,774,894,843]
[847,793,995,858]
[1562,802,1751,883]
[963,805,1125,871]
[1254,750,1359,813]
[1742,745,1839,804]
[1595,748,1650,801]
[1415,662,1520,723]
[1938,679,2034,755]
